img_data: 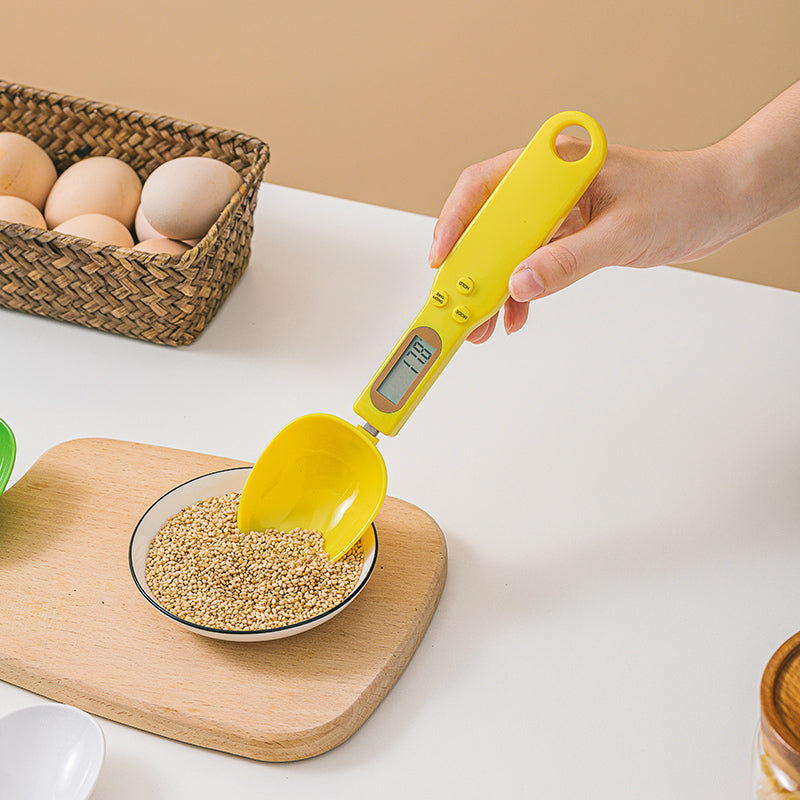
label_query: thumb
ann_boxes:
[508,218,620,301]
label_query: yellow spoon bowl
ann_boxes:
[238,414,387,560]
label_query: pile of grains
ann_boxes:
[145,492,365,631]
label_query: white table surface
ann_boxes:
[2,183,800,799]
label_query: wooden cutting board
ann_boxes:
[0,438,447,761]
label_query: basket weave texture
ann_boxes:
[0,80,269,346]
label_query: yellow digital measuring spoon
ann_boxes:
[239,111,607,559]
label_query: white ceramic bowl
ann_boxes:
[0,704,105,800]
[129,467,377,642]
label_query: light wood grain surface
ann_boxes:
[0,438,447,761]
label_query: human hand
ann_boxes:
[429,138,735,343]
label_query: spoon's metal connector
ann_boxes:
[362,423,380,439]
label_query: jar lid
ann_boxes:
[761,631,800,783]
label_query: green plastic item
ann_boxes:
[0,418,16,494]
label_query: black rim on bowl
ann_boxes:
[128,466,379,637]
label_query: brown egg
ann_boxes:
[140,156,243,241]
[45,156,142,229]
[53,213,135,248]
[132,238,190,255]
[0,132,57,210]
[134,203,163,242]
[0,195,47,228]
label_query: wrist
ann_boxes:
[707,135,771,240]
[709,81,800,238]
[662,144,749,261]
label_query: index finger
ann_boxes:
[429,148,522,268]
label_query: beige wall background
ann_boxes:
[4,1,798,289]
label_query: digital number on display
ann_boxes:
[376,335,436,405]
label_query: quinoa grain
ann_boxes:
[145,492,365,631]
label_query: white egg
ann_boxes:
[140,156,243,241]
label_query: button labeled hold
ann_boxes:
[456,276,475,295]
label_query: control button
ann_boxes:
[431,290,449,307]
[456,276,475,295]
[452,305,470,323]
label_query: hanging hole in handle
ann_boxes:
[554,124,592,163]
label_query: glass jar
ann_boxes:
[755,631,800,799]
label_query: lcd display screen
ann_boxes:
[376,335,436,405]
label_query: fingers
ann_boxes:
[430,148,530,346]
[550,206,585,241]
[464,214,621,343]
[467,314,497,344]
[430,149,522,268]
[430,142,621,344]
[502,296,529,334]
[467,296,529,345]
[508,216,621,301]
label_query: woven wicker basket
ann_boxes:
[0,80,269,346]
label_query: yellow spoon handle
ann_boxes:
[354,111,607,437]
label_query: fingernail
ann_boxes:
[509,267,545,301]
[428,240,437,267]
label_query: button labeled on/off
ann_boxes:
[431,290,448,307]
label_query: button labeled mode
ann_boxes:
[452,305,470,323]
